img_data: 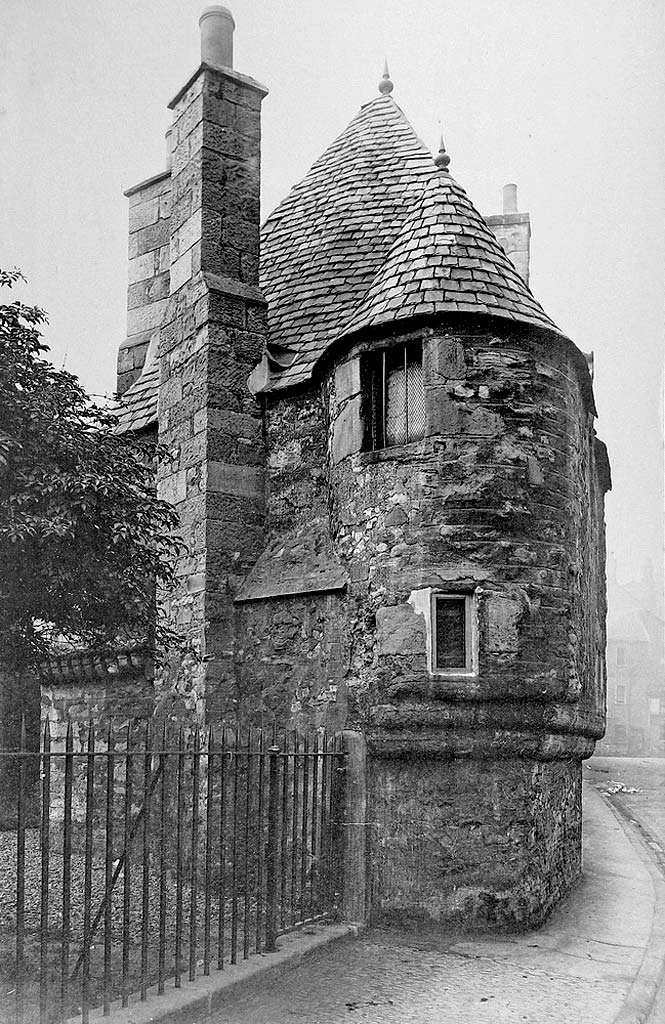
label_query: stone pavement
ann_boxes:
[206,781,665,1024]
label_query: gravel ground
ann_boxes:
[0,828,283,1023]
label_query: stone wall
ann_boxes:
[325,321,607,746]
[321,318,606,926]
[40,651,154,744]
[369,755,582,928]
[265,389,329,535]
[236,593,350,731]
[37,652,154,822]
[233,388,351,731]
[117,171,172,395]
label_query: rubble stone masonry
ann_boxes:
[323,321,608,925]
[238,318,609,926]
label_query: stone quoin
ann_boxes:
[113,6,611,928]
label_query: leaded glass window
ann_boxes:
[364,342,425,450]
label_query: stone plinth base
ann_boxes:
[368,753,582,929]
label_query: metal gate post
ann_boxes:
[265,743,281,950]
[337,731,368,924]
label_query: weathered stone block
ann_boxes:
[425,336,467,381]
[376,604,426,656]
[137,219,170,255]
[486,595,522,654]
[208,291,245,328]
[207,461,264,499]
[128,197,160,233]
[126,297,168,337]
[221,215,260,254]
[425,388,460,435]
[335,358,361,405]
[332,395,363,463]
[172,210,203,260]
[170,249,193,293]
[128,251,157,285]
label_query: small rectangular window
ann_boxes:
[363,341,425,450]
[615,684,626,704]
[616,647,625,666]
[431,593,475,674]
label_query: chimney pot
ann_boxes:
[199,5,235,68]
[503,183,518,214]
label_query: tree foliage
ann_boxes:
[0,269,185,670]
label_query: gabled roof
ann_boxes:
[339,169,563,341]
[259,94,436,390]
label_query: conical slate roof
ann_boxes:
[118,84,565,426]
[339,169,563,341]
[259,94,437,391]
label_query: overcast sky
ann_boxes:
[2,0,663,594]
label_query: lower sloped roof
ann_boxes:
[116,362,158,434]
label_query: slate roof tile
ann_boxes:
[340,169,562,341]
[116,362,159,434]
[258,94,436,391]
[118,88,564,425]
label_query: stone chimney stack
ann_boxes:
[157,8,269,721]
[485,183,531,286]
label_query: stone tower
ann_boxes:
[119,7,269,721]
[117,14,610,927]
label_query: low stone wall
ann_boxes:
[42,669,154,750]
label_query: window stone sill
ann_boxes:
[356,437,430,465]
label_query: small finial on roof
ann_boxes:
[434,134,451,172]
[379,60,394,95]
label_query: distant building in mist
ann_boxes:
[597,563,665,756]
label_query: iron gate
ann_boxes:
[0,720,345,1023]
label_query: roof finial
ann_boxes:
[434,134,451,172]
[379,59,393,95]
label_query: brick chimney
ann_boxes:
[485,183,531,286]
[157,7,269,720]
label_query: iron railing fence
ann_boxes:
[0,720,345,1024]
